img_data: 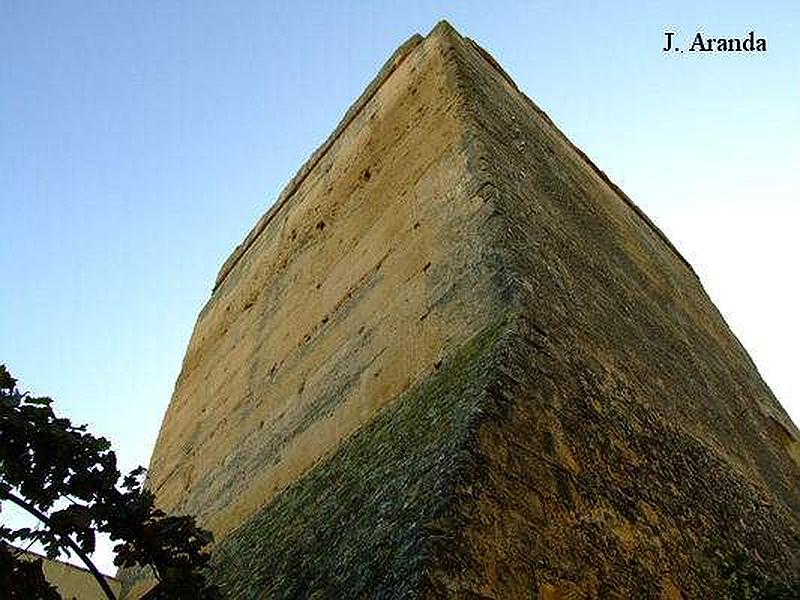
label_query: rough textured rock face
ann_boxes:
[125,21,800,599]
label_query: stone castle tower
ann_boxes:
[125,21,800,598]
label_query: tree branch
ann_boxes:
[0,486,117,600]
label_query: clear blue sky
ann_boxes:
[2,1,798,574]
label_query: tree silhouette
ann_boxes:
[0,364,218,599]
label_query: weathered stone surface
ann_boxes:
[125,20,800,599]
[145,22,501,539]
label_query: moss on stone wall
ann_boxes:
[208,319,508,599]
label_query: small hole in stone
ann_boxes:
[362,168,371,181]
[316,221,325,231]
